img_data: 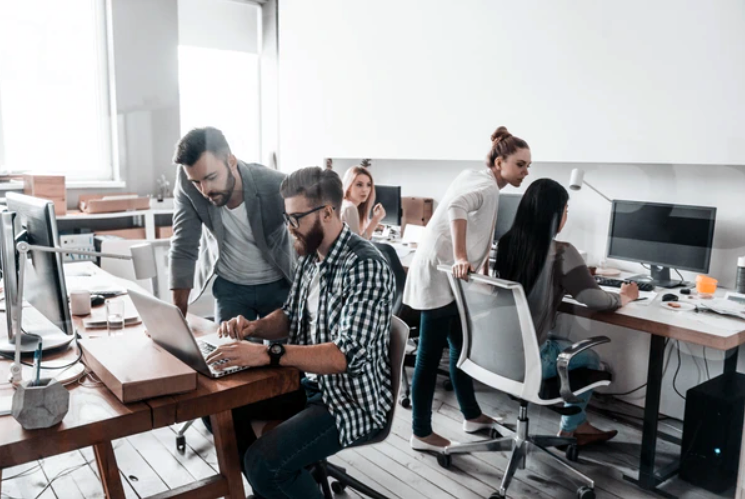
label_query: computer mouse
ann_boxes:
[680,288,692,295]
[91,294,105,307]
[662,293,679,302]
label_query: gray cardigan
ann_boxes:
[169,161,295,302]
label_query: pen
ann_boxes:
[634,297,648,302]
[33,342,42,386]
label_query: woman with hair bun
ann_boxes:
[403,126,532,452]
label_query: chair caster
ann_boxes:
[566,444,579,462]
[443,379,453,391]
[437,454,452,469]
[399,396,411,409]
[489,492,506,499]
[577,485,595,499]
[176,435,186,453]
[331,481,346,494]
[490,428,502,439]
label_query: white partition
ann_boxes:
[279,0,745,168]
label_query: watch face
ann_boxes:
[270,344,282,355]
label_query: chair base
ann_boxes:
[440,402,596,498]
[313,460,390,499]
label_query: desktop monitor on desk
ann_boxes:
[374,185,402,226]
[0,193,74,353]
[606,200,716,288]
[493,193,522,243]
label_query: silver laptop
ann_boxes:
[128,288,249,378]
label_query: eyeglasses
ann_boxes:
[283,205,331,229]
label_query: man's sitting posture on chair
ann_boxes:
[205,166,395,499]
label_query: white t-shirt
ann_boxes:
[304,264,322,382]
[215,202,283,285]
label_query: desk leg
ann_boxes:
[211,410,245,499]
[623,335,677,498]
[725,347,740,374]
[94,441,126,499]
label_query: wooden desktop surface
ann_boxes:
[0,267,300,498]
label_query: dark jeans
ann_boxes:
[204,380,378,499]
[212,276,290,325]
[411,301,482,437]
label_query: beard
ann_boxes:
[292,218,324,257]
[206,167,236,206]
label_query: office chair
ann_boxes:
[435,265,612,499]
[310,315,409,499]
[372,242,453,407]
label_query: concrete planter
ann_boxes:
[12,378,69,430]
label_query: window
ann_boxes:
[177,0,261,163]
[0,0,116,181]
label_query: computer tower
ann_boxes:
[679,372,745,493]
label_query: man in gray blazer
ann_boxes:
[169,127,294,324]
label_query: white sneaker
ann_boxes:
[409,435,452,452]
[463,416,503,434]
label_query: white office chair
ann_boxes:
[436,265,612,499]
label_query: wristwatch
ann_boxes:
[268,343,286,367]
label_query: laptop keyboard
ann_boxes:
[198,341,229,367]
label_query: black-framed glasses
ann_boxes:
[283,205,331,229]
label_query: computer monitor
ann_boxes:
[374,185,402,226]
[493,193,522,243]
[0,193,74,353]
[606,200,717,288]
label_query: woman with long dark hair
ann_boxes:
[494,178,638,444]
[404,126,531,452]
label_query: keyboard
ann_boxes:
[198,341,228,366]
[595,276,655,292]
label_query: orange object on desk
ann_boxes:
[696,275,718,295]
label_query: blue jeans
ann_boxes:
[243,380,379,499]
[212,276,290,324]
[411,302,482,437]
[540,338,601,432]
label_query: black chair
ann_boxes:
[311,316,410,498]
[373,242,452,408]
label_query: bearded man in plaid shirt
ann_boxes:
[206,166,395,499]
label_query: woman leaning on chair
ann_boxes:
[494,178,639,445]
[340,165,386,239]
[403,126,531,451]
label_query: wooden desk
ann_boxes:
[0,269,300,499]
[560,293,745,497]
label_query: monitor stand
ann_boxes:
[628,265,682,289]
[0,330,74,355]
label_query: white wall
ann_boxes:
[279,0,745,170]
[331,157,745,418]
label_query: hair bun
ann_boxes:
[491,126,511,143]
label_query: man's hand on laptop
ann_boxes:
[218,315,258,340]
[205,342,269,370]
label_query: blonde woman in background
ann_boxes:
[341,166,386,239]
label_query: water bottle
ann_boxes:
[737,256,745,294]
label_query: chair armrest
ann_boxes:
[556,336,610,404]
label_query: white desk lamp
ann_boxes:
[7,243,158,387]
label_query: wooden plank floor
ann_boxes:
[1,372,735,499]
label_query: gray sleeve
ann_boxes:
[169,172,202,290]
[559,244,621,311]
[341,203,361,236]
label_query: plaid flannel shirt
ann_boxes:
[282,225,394,446]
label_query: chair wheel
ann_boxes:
[443,379,454,391]
[577,486,595,499]
[490,428,502,439]
[489,492,506,499]
[331,481,346,494]
[437,454,452,469]
[566,444,579,462]
[399,396,411,409]
[176,435,186,452]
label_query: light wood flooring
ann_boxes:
[0,372,735,499]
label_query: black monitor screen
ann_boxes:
[607,200,716,273]
[374,185,402,226]
[494,194,522,242]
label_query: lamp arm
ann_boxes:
[9,243,134,386]
[582,180,612,203]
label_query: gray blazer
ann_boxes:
[169,161,295,302]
